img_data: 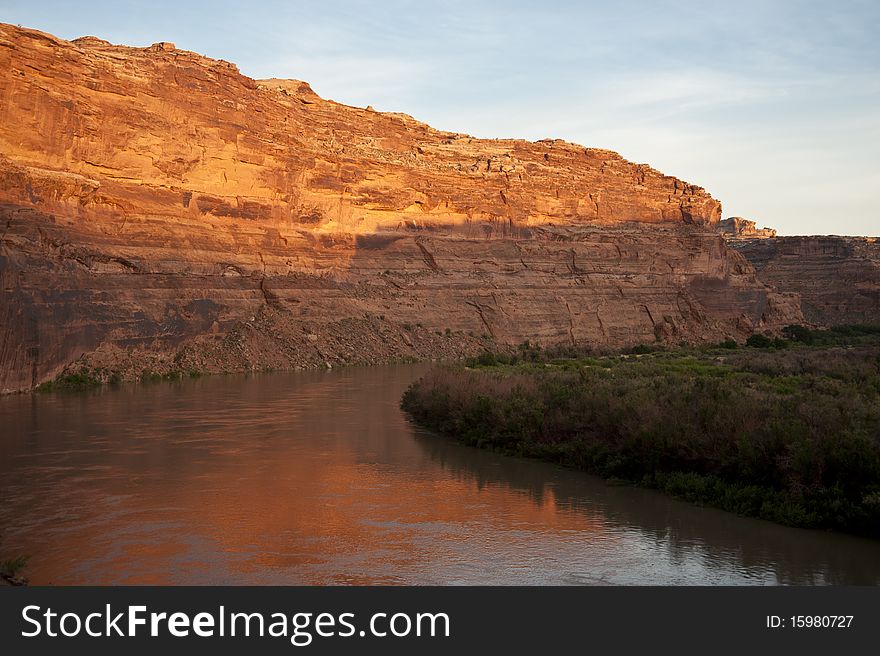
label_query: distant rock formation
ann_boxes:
[719,217,777,239]
[718,214,879,326]
[729,237,880,326]
[0,23,802,392]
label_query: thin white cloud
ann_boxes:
[263,55,430,107]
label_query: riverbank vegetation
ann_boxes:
[401,326,880,536]
[0,543,28,586]
[35,365,202,392]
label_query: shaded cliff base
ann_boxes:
[3,198,802,393]
[36,307,499,391]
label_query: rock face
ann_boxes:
[729,237,880,326]
[719,217,776,239]
[0,23,801,392]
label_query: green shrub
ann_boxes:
[37,368,103,391]
[0,555,28,578]
[401,344,880,536]
[473,351,497,366]
[745,333,774,348]
[782,324,814,344]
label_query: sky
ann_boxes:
[1,0,878,235]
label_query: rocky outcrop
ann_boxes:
[0,23,801,392]
[729,237,880,326]
[719,217,776,239]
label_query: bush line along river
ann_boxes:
[401,326,880,537]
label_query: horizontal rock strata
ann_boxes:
[0,23,801,391]
[729,237,880,326]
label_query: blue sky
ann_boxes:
[2,0,878,235]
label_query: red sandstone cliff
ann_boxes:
[729,236,880,326]
[0,24,801,392]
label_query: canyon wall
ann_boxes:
[0,24,801,392]
[729,236,880,326]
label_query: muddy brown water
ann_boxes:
[1,364,878,585]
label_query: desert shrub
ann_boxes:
[401,345,880,536]
[36,368,104,391]
[782,324,814,344]
[745,333,774,348]
[0,555,28,578]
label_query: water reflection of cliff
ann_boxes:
[1,364,878,585]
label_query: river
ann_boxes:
[1,363,877,585]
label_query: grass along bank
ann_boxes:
[400,327,880,537]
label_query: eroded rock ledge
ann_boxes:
[719,217,777,239]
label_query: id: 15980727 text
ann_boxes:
[766,615,854,629]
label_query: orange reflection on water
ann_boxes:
[105,454,611,585]
[3,364,879,586]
